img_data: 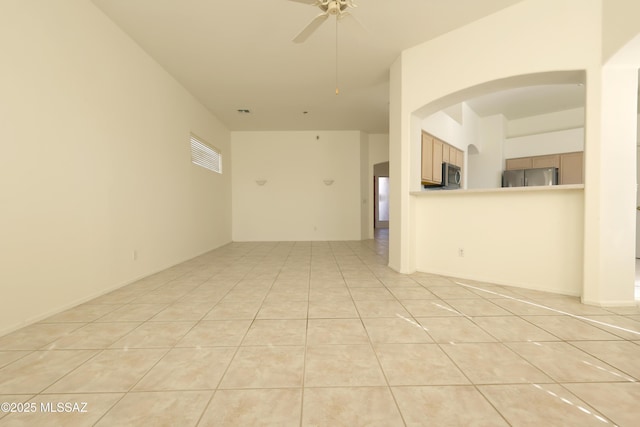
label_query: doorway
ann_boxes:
[373,162,390,230]
[374,176,389,229]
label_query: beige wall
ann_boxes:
[413,188,584,295]
[0,0,232,334]
[231,131,363,241]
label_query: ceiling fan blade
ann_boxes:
[293,13,330,43]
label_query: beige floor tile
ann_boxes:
[95,391,211,427]
[510,287,570,300]
[1,393,123,427]
[417,317,497,343]
[308,287,351,301]
[441,343,552,384]
[392,386,509,426]
[0,350,96,394]
[490,298,557,315]
[381,278,420,288]
[533,297,613,315]
[445,299,512,316]
[362,317,433,344]
[0,351,31,369]
[199,388,302,426]
[149,303,215,321]
[110,321,195,349]
[176,320,251,347]
[131,290,189,304]
[455,283,524,298]
[429,286,481,299]
[564,382,640,427]
[302,387,404,427]
[389,287,437,300]
[5,239,639,425]
[308,300,359,318]
[307,319,369,345]
[42,304,119,323]
[44,349,166,393]
[375,344,469,386]
[263,289,309,303]
[309,279,347,289]
[354,300,411,318]
[45,322,140,350]
[203,300,262,320]
[134,347,235,391]
[256,300,308,319]
[241,319,306,346]
[570,340,640,380]
[507,341,636,382]
[417,277,457,288]
[95,304,168,322]
[522,316,622,341]
[345,279,384,288]
[304,345,387,387]
[349,288,395,301]
[0,324,84,350]
[471,316,560,342]
[478,384,614,427]
[578,315,640,340]
[401,300,461,317]
[90,289,145,305]
[219,346,304,389]
[603,306,640,315]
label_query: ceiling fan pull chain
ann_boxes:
[335,15,339,95]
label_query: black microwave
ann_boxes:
[442,162,461,189]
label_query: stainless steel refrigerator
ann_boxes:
[502,167,558,187]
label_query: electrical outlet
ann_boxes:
[133,250,138,260]
[458,248,464,257]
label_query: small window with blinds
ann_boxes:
[190,134,221,174]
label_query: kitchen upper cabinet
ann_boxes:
[454,148,464,168]
[560,151,584,185]
[532,154,560,169]
[506,157,533,170]
[505,152,584,185]
[421,133,445,183]
[442,145,450,163]
[421,133,434,182]
[421,132,458,184]
[432,139,443,183]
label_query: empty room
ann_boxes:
[1,0,639,425]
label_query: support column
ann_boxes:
[583,66,638,306]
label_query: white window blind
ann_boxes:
[190,134,221,174]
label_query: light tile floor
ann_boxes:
[0,234,639,426]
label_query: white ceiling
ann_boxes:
[89,0,585,133]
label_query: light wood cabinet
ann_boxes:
[506,157,533,170]
[421,133,434,182]
[560,151,584,185]
[442,145,450,163]
[455,148,464,168]
[421,131,463,185]
[505,152,584,185]
[432,139,443,183]
[532,154,560,169]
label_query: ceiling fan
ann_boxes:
[290,0,360,44]
[290,0,363,94]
